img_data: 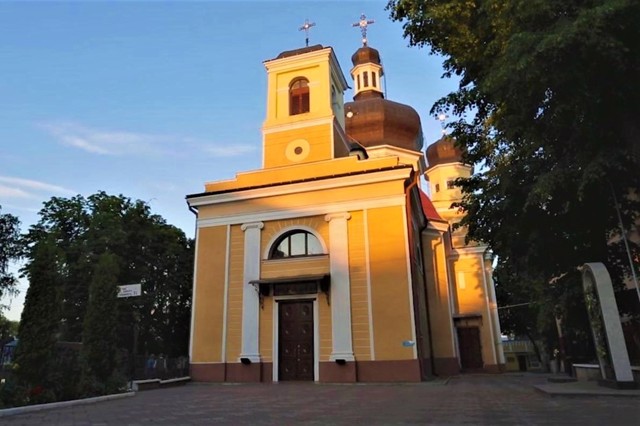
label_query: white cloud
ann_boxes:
[0,176,76,196]
[204,144,256,157]
[40,122,171,156]
[0,184,32,199]
[40,121,257,158]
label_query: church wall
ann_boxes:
[347,210,372,360]
[263,123,333,168]
[224,224,245,363]
[422,230,459,375]
[191,226,228,363]
[451,254,498,369]
[367,205,415,361]
[270,63,333,123]
[196,179,404,221]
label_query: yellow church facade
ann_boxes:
[186,42,504,382]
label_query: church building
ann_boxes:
[186,26,505,382]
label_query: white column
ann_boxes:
[325,212,354,362]
[485,253,505,365]
[239,221,264,363]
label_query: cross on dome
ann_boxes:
[352,13,375,46]
[299,18,316,47]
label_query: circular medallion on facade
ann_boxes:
[285,139,310,162]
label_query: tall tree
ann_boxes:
[82,252,120,385]
[0,205,21,307]
[14,236,61,391]
[388,0,640,351]
[22,192,194,358]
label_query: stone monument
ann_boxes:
[582,262,636,388]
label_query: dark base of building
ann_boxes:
[191,359,422,383]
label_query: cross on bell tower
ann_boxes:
[299,19,316,47]
[352,13,375,46]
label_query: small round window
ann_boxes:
[269,230,323,259]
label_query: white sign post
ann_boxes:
[118,283,142,298]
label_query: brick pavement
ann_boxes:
[1,374,639,425]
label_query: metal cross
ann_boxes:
[352,13,375,46]
[299,19,316,47]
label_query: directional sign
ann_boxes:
[118,283,142,298]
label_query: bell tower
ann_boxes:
[262,45,350,169]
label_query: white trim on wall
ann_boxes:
[480,253,498,365]
[325,212,355,362]
[401,206,418,359]
[239,222,264,363]
[221,224,231,363]
[363,209,375,360]
[189,168,410,207]
[196,195,405,228]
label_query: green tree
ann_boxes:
[0,205,21,307]
[82,252,120,386]
[22,192,193,362]
[388,0,640,355]
[13,236,61,396]
[0,314,19,344]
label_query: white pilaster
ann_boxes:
[325,212,354,362]
[239,221,264,363]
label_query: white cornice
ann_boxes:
[188,167,410,207]
[196,194,406,228]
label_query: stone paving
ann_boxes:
[1,374,639,425]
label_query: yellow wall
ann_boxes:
[224,224,245,362]
[367,205,414,360]
[451,253,496,366]
[347,210,372,360]
[263,123,333,169]
[191,226,228,363]
[422,231,456,359]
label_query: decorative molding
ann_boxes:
[196,195,406,228]
[188,168,411,207]
[241,222,264,232]
[324,212,351,222]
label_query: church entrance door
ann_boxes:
[457,327,483,370]
[278,300,314,381]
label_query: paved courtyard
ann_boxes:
[2,374,639,425]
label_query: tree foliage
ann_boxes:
[0,205,22,306]
[14,236,61,395]
[17,192,193,396]
[82,252,120,384]
[388,0,640,356]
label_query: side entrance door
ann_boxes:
[457,327,483,370]
[278,300,314,381]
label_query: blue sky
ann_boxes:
[0,1,458,321]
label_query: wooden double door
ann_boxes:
[278,300,314,381]
[457,327,484,370]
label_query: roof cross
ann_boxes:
[352,13,375,46]
[299,19,316,47]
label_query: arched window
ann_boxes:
[289,78,310,115]
[269,230,323,259]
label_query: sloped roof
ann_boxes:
[419,190,444,222]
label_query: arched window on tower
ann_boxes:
[289,78,310,115]
[269,230,323,259]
